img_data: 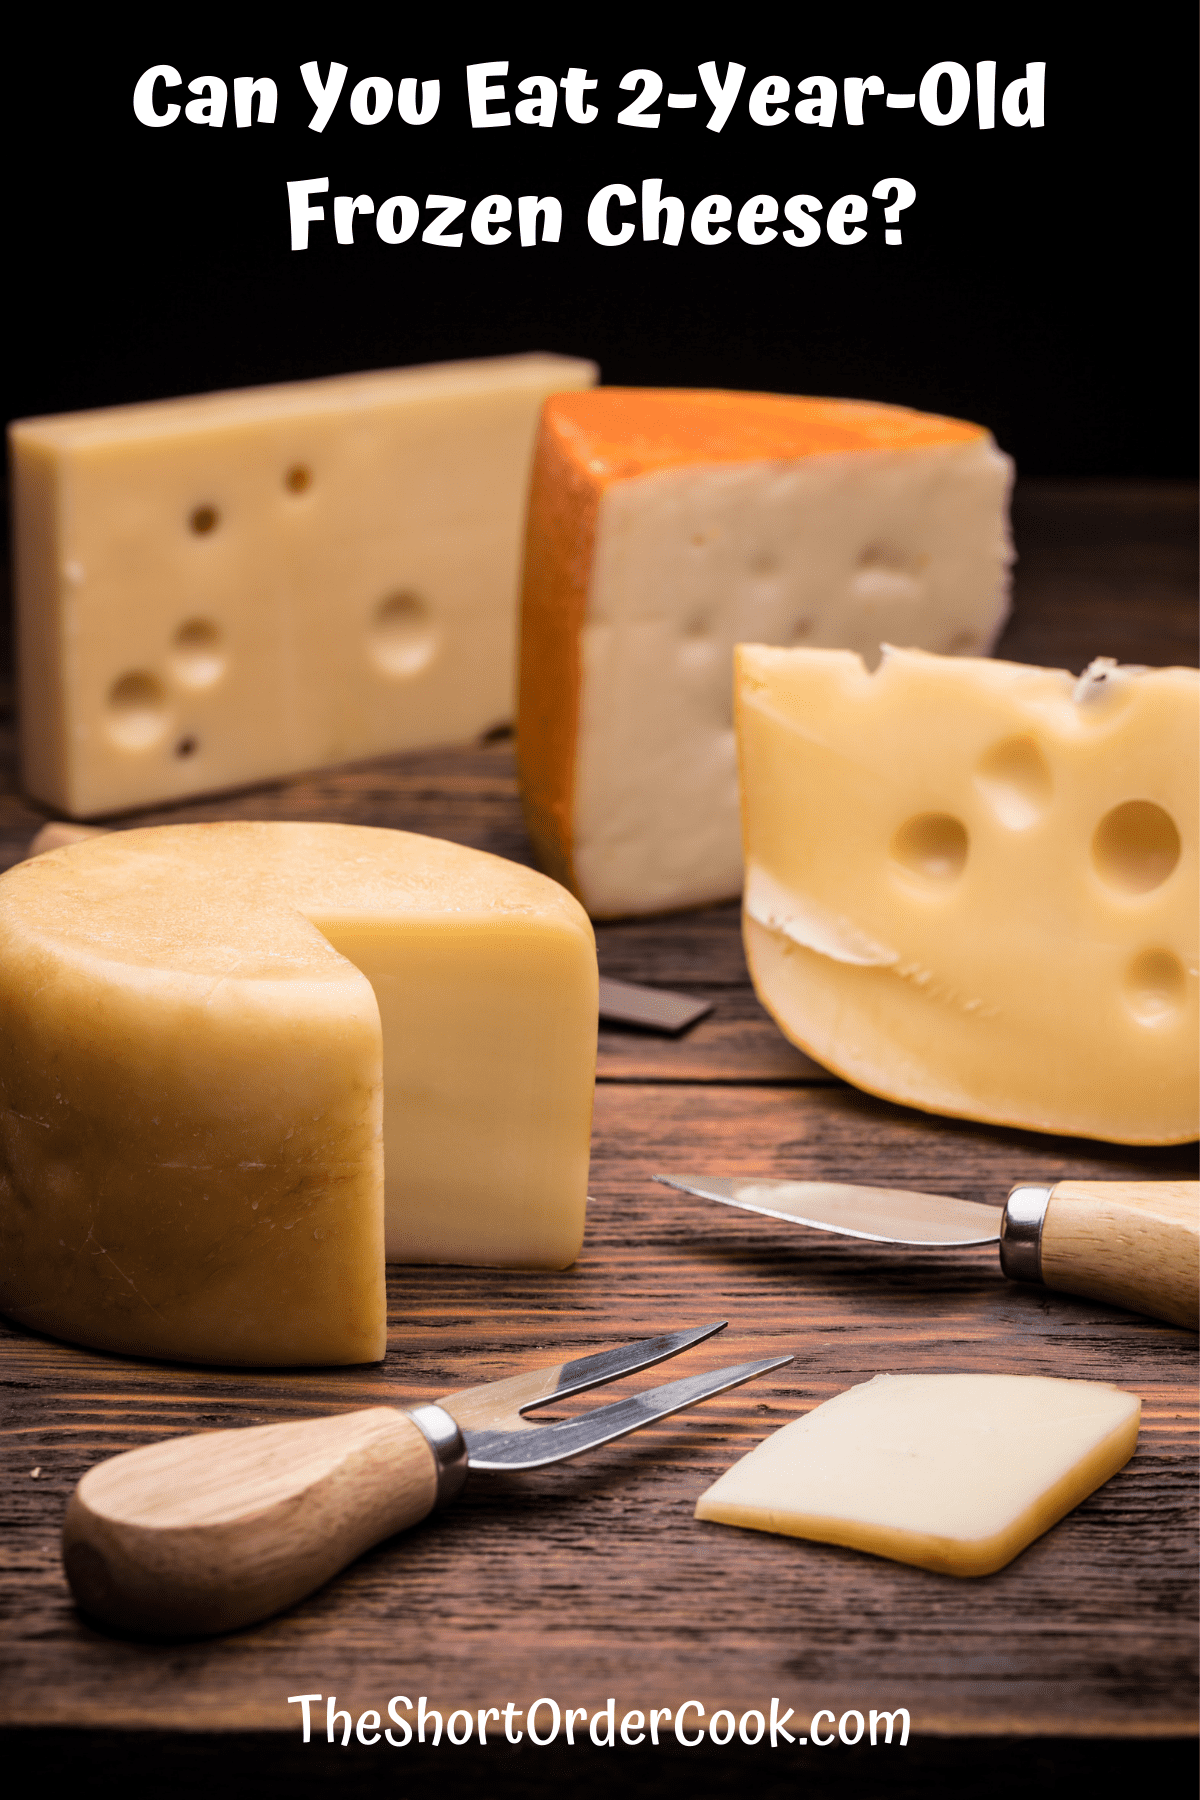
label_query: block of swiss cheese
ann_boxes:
[736,645,1198,1143]
[11,352,596,819]
[517,387,1012,918]
[0,822,597,1367]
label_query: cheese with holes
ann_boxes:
[12,352,597,819]
[695,1373,1141,1576]
[737,646,1199,1143]
[517,388,1012,918]
[0,822,597,1366]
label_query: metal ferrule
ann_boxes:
[999,1184,1053,1285]
[406,1403,469,1510]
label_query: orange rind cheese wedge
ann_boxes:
[518,388,1013,919]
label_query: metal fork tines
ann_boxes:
[463,1357,792,1470]
[444,1321,793,1471]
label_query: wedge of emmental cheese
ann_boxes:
[736,646,1198,1143]
[695,1373,1141,1577]
[0,823,597,1366]
[12,352,596,819]
[517,388,1013,918]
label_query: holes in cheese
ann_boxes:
[517,387,1013,919]
[694,1373,1141,1578]
[106,671,170,750]
[1091,800,1180,894]
[736,645,1198,1144]
[974,733,1053,829]
[12,352,597,819]
[369,591,437,677]
[170,618,226,689]
[0,822,598,1368]
[1124,949,1186,1025]
[889,813,969,883]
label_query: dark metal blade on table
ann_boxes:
[598,975,714,1035]
[463,1355,793,1471]
[654,1173,1003,1247]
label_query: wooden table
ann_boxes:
[1,482,1196,1797]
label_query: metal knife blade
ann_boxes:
[653,1174,1200,1333]
[653,1173,1002,1246]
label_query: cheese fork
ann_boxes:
[62,1322,790,1639]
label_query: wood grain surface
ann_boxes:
[0,481,1197,1795]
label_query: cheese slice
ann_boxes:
[517,388,1013,918]
[12,352,597,819]
[737,646,1198,1144]
[0,822,597,1366]
[695,1373,1141,1576]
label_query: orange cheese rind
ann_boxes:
[545,388,986,484]
[517,388,1010,919]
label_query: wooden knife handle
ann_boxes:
[62,1407,440,1638]
[1040,1181,1200,1330]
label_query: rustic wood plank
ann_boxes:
[1,1084,1194,1740]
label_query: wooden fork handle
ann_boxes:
[62,1406,447,1638]
[1023,1180,1199,1330]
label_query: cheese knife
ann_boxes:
[654,1175,1200,1331]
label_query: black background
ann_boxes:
[3,18,1197,477]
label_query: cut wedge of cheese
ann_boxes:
[737,646,1198,1144]
[517,388,1012,918]
[0,822,597,1366]
[695,1373,1141,1576]
[12,352,597,819]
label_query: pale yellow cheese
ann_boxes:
[12,352,596,819]
[0,822,597,1366]
[518,389,1012,918]
[736,646,1198,1143]
[695,1373,1141,1576]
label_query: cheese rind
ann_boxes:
[736,645,1199,1144]
[12,353,597,819]
[695,1373,1141,1577]
[0,822,597,1366]
[517,388,1013,918]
